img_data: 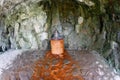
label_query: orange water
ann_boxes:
[31,50,84,80]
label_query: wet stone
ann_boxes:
[1,50,120,80]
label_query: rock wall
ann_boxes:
[0,1,119,51]
[0,1,48,51]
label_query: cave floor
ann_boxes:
[1,50,120,80]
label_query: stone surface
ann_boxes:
[0,2,48,50]
[1,50,120,80]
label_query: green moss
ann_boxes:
[4,2,44,26]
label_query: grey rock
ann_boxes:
[62,23,74,36]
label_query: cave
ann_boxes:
[0,0,120,80]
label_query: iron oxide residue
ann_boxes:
[31,50,84,80]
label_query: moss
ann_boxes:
[4,2,44,26]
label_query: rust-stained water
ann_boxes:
[31,50,84,80]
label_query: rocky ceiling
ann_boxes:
[0,0,41,16]
[0,0,108,16]
[0,0,120,20]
